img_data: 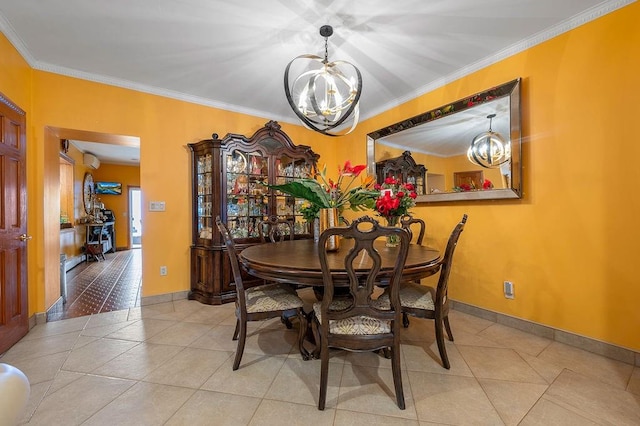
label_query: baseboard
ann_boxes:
[451,300,640,367]
[140,291,189,306]
[64,254,85,272]
[45,297,65,322]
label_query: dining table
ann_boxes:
[238,238,442,359]
[238,238,441,287]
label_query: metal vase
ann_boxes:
[319,207,340,251]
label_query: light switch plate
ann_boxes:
[149,201,166,212]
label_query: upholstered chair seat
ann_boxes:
[312,298,391,335]
[246,286,304,313]
[378,282,436,311]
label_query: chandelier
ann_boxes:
[467,114,511,168]
[284,25,362,136]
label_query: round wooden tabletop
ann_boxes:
[239,239,441,286]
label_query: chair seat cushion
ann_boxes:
[313,299,390,335]
[245,284,304,313]
[246,283,294,300]
[378,282,436,311]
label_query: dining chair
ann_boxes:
[257,215,294,243]
[257,215,303,325]
[379,214,467,369]
[399,214,426,327]
[400,214,425,245]
[216,217,307,370]
[312,215,410,410]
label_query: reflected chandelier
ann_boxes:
[284,25,362,136]
[467,114,511,168]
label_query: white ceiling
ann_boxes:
[69,140,140,166]
[0,0,628,164]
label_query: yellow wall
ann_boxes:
[1,2,639,351]
[343,3,640,350]
[92,163,141,249]
[22,68,337,311]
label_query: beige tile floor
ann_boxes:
[2,289,639,425]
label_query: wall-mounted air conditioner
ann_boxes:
[83,153,100,169]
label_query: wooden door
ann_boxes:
[0,93,28,354]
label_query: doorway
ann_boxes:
[129,187,142,249]
[0,92,29,353]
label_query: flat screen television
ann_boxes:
[95,181,122,195]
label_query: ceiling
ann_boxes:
[69,140,140,166]
[0,0,625,164]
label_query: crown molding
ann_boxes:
[1,0,634,124]
[364,0,635,120]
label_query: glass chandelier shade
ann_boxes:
[284,25,362,136]
[467,114,511,168]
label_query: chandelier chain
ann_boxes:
[324,37,329,63]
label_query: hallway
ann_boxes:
[48,249,142,322]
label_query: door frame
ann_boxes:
[128,186,141,249]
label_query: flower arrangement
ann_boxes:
[373,177,417,222]
[453,178,493,192]
[268,161,378,219]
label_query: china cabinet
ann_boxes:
[188,121,319,305]
[375,151,427,195]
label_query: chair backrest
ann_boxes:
[258,216,294,243]
[435,214,467,307]
[400,214,425,245]
[317,215,410,336]
[216,217,247,306]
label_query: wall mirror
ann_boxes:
[367,78,521,203]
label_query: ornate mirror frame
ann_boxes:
[367,78,522,203]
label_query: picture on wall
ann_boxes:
[95,181,122,195]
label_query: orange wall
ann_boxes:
[92,163,141,249]
[24,70,337,309]
[1,2,639,351]
[342,3,640,350]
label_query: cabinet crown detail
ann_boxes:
[375,150,427,196]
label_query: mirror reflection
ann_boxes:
[368,78,521,202]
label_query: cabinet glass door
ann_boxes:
[275,155,313,235]
[196,153,213,240]
[226,150,269,239]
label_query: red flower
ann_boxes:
[384,177,397,185]
[374,178,416,219]
[340,161,366,177]
[482,179,493,190]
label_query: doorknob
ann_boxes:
[18,234,32,241]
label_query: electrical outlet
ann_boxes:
[160,266,167,276]
[504,281,514,299]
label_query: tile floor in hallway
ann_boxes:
[49,250,142,322]
[2,289,639,425]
